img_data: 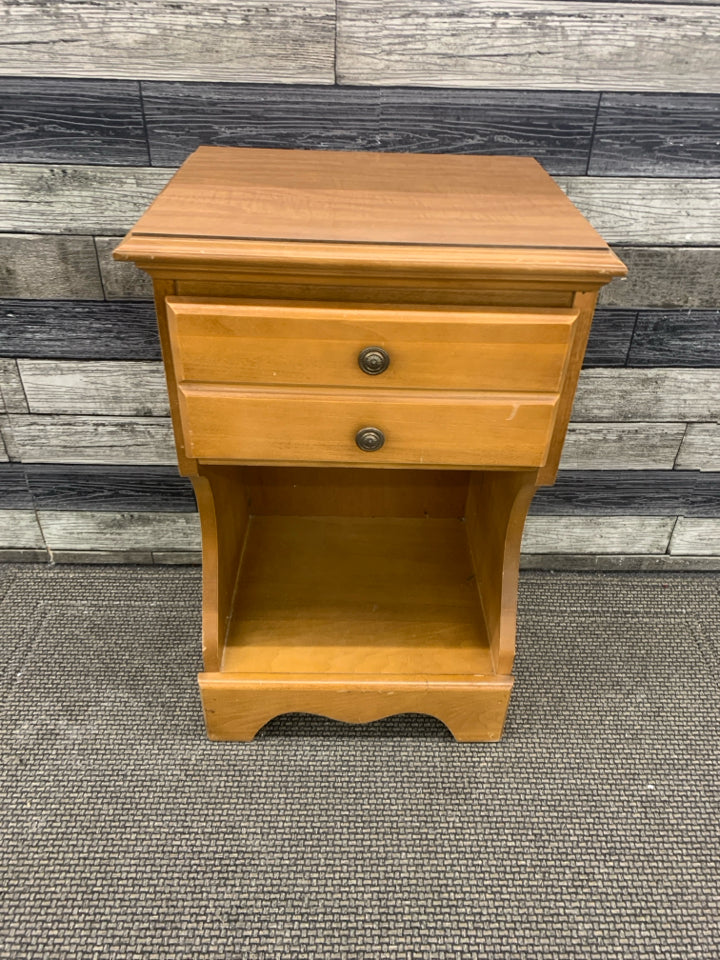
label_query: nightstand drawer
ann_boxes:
[177,384,559,468]
[167,298,578,394]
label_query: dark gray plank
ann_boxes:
[143,83,598,174]
[584,308,636,367]
[25,465,195,513]
[0,300,160,360]
[600,248,720,309]
[0,463,32,509]
[0,1,335,82]
[0,78,148,165]
[532,471,720,517]
[628,310,720,367]
[0,234,103,300]
[589,94,720,177]
[337,0,720,92]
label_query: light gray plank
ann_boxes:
[0,1,334,82]
[18,360,169,416]
[9,415,176,465]
[38,510,201,552]
[522,516,675,554]
[0,509,45,549]
[0,414,20,461]
[337,1,720,92]
[4,167,719,246]
[18,360,719,425]
[0,359,29,413]
[573,369,720,422]
[676,424,720,471]
[669,518,720,556]
[94,237,153,300]
[0,234,103,299]
[521,554,720,572]
[0,165,173,234]
[560,423,686,471]
[557,178,720,245]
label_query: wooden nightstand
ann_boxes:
[114,147,625,741]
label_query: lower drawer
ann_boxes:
[177,385,559,468]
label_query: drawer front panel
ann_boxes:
[167,299,578,394]
[178,385,559,468]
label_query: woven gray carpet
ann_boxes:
[1,564,718,960]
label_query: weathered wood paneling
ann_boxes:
[336,1,720,92]
[8,415,175,465]
[560,423,686,471]
[584,309,636,367]
[0,78,148,165]
[676,424,720,471]
[95,238,154,300]
[556,177,719,245]
[573,369,720,421]
[0,234,103,300]
[600,248,720,309]
[18,360,169,416]
[38,510,201,552]
[4,166,717,244]
[0,300,160,360]
[26,464,195,513]
[531,471,720,517]
[0,358,29,413]
[0,1,335,83]
[0,415,17,461]
[0,165,172,234]
[522,516,675,554]
[17,360,718,423]
[142,83,599,174]
[589,93,720,177]
[5,414,689,473]
[628,310,720,367]
[521,554,720,572]
[0,463,32,509]
[669,517,720,555]
[0,509,45,549]
[2,302,712,368]
[2,240,718,310]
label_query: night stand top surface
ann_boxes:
[115,146,626,281]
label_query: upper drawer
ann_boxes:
[166,298,578,394]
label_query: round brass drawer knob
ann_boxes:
[358,346,390,376]
[355,427,385,452]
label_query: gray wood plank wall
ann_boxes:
[0,4,718,566]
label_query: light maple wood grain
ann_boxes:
[116,146,621,742]
[167,299,577,394]
[177,384,560,469]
